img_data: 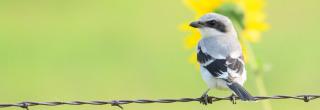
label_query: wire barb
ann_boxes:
[19,102,29,110]
[303,96,310,102]
[111,100,124,109]
[0,95,318,109]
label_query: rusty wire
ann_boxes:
[0,95,319,109]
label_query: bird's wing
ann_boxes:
[197,45,244,80]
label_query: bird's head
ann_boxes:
[190,13,236,37]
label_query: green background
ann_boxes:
[0,0,319,110]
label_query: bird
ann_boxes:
[189,13,255,104]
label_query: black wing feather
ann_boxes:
[197,46,213,64]
[204,59,227,77]
[197,46,244,78]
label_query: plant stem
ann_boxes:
[255,74,272,110]
[244,39,272,110]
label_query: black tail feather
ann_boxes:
[227,83,255,101]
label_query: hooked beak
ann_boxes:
[189,21,204,28]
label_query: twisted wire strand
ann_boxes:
[0,95,319,109]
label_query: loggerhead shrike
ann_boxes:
[189,13,255,104]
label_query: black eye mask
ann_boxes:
[205,20,227,33]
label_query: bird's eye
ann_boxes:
[206,20,216,26]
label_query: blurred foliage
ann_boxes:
[0,0,320,110]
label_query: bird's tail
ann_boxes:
[227,82,255,101]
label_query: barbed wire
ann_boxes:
[0,95,319,110]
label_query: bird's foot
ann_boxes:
[199,93,212,105]
[229,94,237,104]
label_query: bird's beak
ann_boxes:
[189,21,204,28]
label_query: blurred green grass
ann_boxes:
[0,0,319,110]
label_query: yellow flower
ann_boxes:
[182,0,269,63]
[183,0,223,18]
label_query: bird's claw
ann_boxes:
[199,94,212,105]
[229,94,237,104]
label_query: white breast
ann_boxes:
[200,66,228,90]
[200,66,247,90]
